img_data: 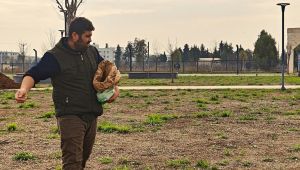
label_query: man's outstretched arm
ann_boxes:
[15,76,35,103]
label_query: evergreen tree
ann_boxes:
[183,44,190,62]
[254,30,279,70]
[190,45,201,61]
[114,44,122,68]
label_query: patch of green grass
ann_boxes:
[47,133,60,139]
[262,158,274,162]
[224,148,232,156]
[217,132,228,139]
[195,112,211,118]
[37,111,55,119]
[288,128,300,132]
[50,126,59,134]
[218,160,229,166]
[0,100,8,105]
[284,110,300,116]
[241,161,253,167]
[50,151,62,159]
[291,144,300,152]
[196,159,210,169]
[13,151,36,161]
[7,123,17,132]
[98,121,132,133]
[18,102,37,109]
[144,114,178,126]
[195,98,209,104]
[239,114,258,121]
[166,159,190,168]
[210,95,219,101]
[114,165,131,170]
[98,156,113,164]
[213,110,232,117]
[120,91,134,98]
[0,92,15,100]
[55,165,62,170]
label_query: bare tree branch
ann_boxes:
[76,0,84,9]
[65,0,69,9]
[56,0,64,11]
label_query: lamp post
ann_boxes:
[58,30,65,38]
[33,49,37,65]
[60,9,67,37]
[277,2,290,91]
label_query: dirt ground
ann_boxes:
[0,89,300,170]
[0,73,20,89]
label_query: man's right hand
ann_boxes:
[15,88,28,103]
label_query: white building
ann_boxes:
[93,43,124,63]
[0,51,19,63]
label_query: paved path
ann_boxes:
[119,85,300,90]
[2,85,299,92]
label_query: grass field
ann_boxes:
[119,75,300,86]
[0,89,300,169]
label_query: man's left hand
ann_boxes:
[107,85,119,103]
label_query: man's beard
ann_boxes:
[74,38,90,52]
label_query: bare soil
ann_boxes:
[0,89,300,170]
[0,73,20,89]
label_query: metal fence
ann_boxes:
[118,60,283,73]
[0,60,285,74]
[0,62,35,74]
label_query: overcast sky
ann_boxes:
[0,0,298,56]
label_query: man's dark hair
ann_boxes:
[68,17,95,37]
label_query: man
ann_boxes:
[15,17,119,170]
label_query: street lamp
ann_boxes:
[60,9,67,37]
[33,49,37,65]
[58,30,65,38]
[277,2,290,91]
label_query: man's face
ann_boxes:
[74,31,92,52]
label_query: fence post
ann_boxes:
[155,58,158,72]
[11,63,14,74]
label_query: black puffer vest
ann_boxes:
[48,38,103,117]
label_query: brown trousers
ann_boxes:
[57,115,97,170]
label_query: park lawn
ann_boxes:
[119,75,300,86]
[0,89,300,169]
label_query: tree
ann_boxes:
[55,0,84,35]
[171,48,182,62]
[41,29,57,53]
[123,42,133,66]
[114,45,122,68]
[182,44,189,62]
[158,52,167,62]
[254,30,279,70]
[190,45,201,61]
[133,38,147,63]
